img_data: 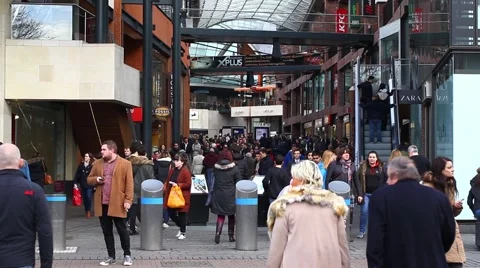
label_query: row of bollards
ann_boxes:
[45,180,354,253]
[44,179,263,253]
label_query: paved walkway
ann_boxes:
[38,206,480,267]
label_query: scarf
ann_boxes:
[340,159,352,181]
[369,161,380,175]
[266,184,348,238]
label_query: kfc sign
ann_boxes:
[336,8,349,33]
[412,8,423,33]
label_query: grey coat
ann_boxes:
[211,160,241,215]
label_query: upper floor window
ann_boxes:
[11,3,94,42]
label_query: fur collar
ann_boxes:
[129,155,154,165]
[267,184,348,235]
[214,162,236,170]
[27,156,44,164]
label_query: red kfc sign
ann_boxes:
[130,107,143,122]
[412,8,423,33]
[336,8,348,33]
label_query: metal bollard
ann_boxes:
[476,222,480,249]
[45,194,67,251]
[235,180,258,251]
[140,179,164,250]
[328,181,352,243]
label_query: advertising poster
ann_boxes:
[255,127,269,141]
[191,175,208,194]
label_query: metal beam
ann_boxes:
[95,0,108,42]
[191,65,321,75]
[181,28,373,46]
[124,0,173,4]
[172,0,182,144]
[142,0,153,157]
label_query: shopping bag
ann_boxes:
[72,186,82,206]
[167,185,185,209]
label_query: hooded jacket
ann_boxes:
[211,159,241,215]
[154,157,172,182]
[129,155,155,203]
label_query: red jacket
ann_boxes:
[164,166,192,213]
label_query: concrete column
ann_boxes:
[0,1,12,143]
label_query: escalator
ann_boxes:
[68,102,134,155]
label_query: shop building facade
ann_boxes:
[0,0,190,192]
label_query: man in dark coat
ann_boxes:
[0,143,53,268]
[358,75,375,105]
[367,156,456,268]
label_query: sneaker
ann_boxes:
[175,230,182,238]
[177,233,186,240]
[123,255,133,266]
[99,257,116,266]
[357,232,365,239]
[163,223,169,228]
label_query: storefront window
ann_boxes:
[344,67,353,103]
[305,80,313,115]
[317,73,326,111]
[326,70,331,107]
[313,75,319,112]
[433,58,453,159]
[12,102,66,183]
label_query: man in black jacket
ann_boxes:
[361,95,394,143]
[262,155,291,203]
[0,143,53,268]
[367,156,455,268]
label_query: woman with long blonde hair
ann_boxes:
[318,150,336,189]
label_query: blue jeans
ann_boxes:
[359,193,371,233]
[369,119,382,142]
[82,188,93,212]
[163,209,169,224]
[475,209,480,220]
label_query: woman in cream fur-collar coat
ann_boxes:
[266,160,350,268]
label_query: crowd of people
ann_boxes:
[3,131,480,267]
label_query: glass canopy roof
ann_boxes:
[198,0,314,31]
[191,0,315,88]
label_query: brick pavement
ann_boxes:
[35,206,480,267]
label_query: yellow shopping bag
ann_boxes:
[168,185,185,209]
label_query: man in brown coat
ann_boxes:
[88,140,134,266]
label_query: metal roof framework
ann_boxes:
[197,0,314,31]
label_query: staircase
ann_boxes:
[363,123,392,163]
[68,102,133,155]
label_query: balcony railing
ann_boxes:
[11,3,97,43]
[190,98,278,111]
[182,9,378,35]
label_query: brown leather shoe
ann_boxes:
[86,211,91,219]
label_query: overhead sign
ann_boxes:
[398,90,423,104]
[190,53,324,69]
[336,8,348,33]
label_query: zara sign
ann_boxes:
[398,90,423,104]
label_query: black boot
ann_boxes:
[228,216,235,242]
[215,219,224,244]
